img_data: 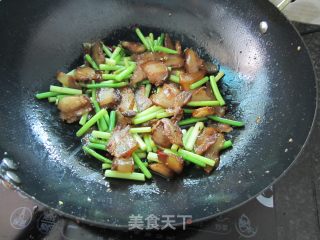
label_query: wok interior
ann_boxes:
[0,0,316,228]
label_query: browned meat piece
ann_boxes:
[141,61,168,86]
[116,110,132,127]
[107,126,139,158]
[149,163,174,178]
[56,72,80,89]
[57,95,92,123]
[117,87,136,115]
[163,55,185,68]
[131,52,165,85]
[133,51,181,67]
[185,48,204,74]
[169,107,184,124]
[151,120,170,148]
[192,107,215,118]
[191,86,215,101]
[203,62,219,74]
[164,154,184,174]
[174,91,192,108]
[97,88,121,108]
[131,52,178,84]
[74,66,102,82]
[213,106,226,117]
[150,83,191,110]
[194,127,218,155]
[130,65,147,85]
[164,33,174,50]
[122,110,137,117]
[150,83,180,108]
[203,133,225,173]
[57,95,90,113]
[155,87,189,122]
[175,41,182,55]
[180,70,206,90]
[91,42,105,65]
[158,151,184,174]
[151,119,183,148]
[134,85,153,111]
[162,118,183,146]
[112,157,134,173]
[211,123,233,133]
[131,52,165,63]
[121,41,146,53]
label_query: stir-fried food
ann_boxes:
[35,28,244,182]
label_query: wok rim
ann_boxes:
[0,2,318,231]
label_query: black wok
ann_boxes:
[0,0,317,229]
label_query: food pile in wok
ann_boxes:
[35,28,244,181]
